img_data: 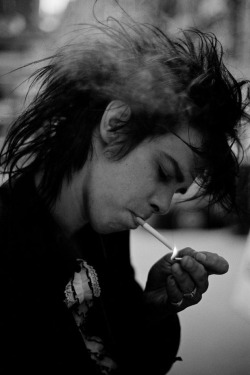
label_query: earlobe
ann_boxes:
[99,100,131,144]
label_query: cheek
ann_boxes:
[87,168,125,210]
[90,155,156,207]
[97,163,133,196]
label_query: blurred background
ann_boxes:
[1,1,250,374]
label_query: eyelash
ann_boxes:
[158,166,170,182]
[158,165,187,195]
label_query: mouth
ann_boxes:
[130,214,140,229]
[130,212,150,229]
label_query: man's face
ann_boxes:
[79,126,201,234]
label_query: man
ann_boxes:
[0,20,248,374]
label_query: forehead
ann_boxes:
[153,124,201,152]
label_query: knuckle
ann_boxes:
[182,255,200,273]
[178,247,195,257]
[190,293,202,305]
[201,279,209,293]
[196,294,202,303]
[197,270,208,285]
[182,255,194,268]
[171,263,184,278]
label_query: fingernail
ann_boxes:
[196,253,206,262]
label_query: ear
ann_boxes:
[99,100,131,144]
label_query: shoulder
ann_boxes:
[0,174,57,262]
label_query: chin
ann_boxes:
[91,220,127,234]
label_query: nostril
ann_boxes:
[151,204,160,213]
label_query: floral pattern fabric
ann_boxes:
[64,259,118,374]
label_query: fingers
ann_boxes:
[167,252,209,312]
[171,262,195,293]
[166,275,183,304]
[175,247,196,258]
[166,275,202,312]
[173,256,209,294]
[173,247,229,275]
[166,247,229,311]
[194,251,229,275]
[146,247,229,314]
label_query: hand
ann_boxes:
[144,247,229,317]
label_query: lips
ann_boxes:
[131,212,151,228]
[131,214,140,229]
[135,212,152,221]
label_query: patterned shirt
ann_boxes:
[64,259,118,374]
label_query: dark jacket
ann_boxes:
[0,174,180,374]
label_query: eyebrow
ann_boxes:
[160,152,184,184]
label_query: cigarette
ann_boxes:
[136,217,173,251]
[136,217,182,260]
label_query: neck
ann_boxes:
[35,172,88,238]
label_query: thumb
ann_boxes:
[194,251,229,275]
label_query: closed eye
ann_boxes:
[158,166,171,182]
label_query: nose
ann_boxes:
[150,189,174,216]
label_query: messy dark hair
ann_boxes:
[0,18,249,210]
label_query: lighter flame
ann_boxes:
[171,245,179,260]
